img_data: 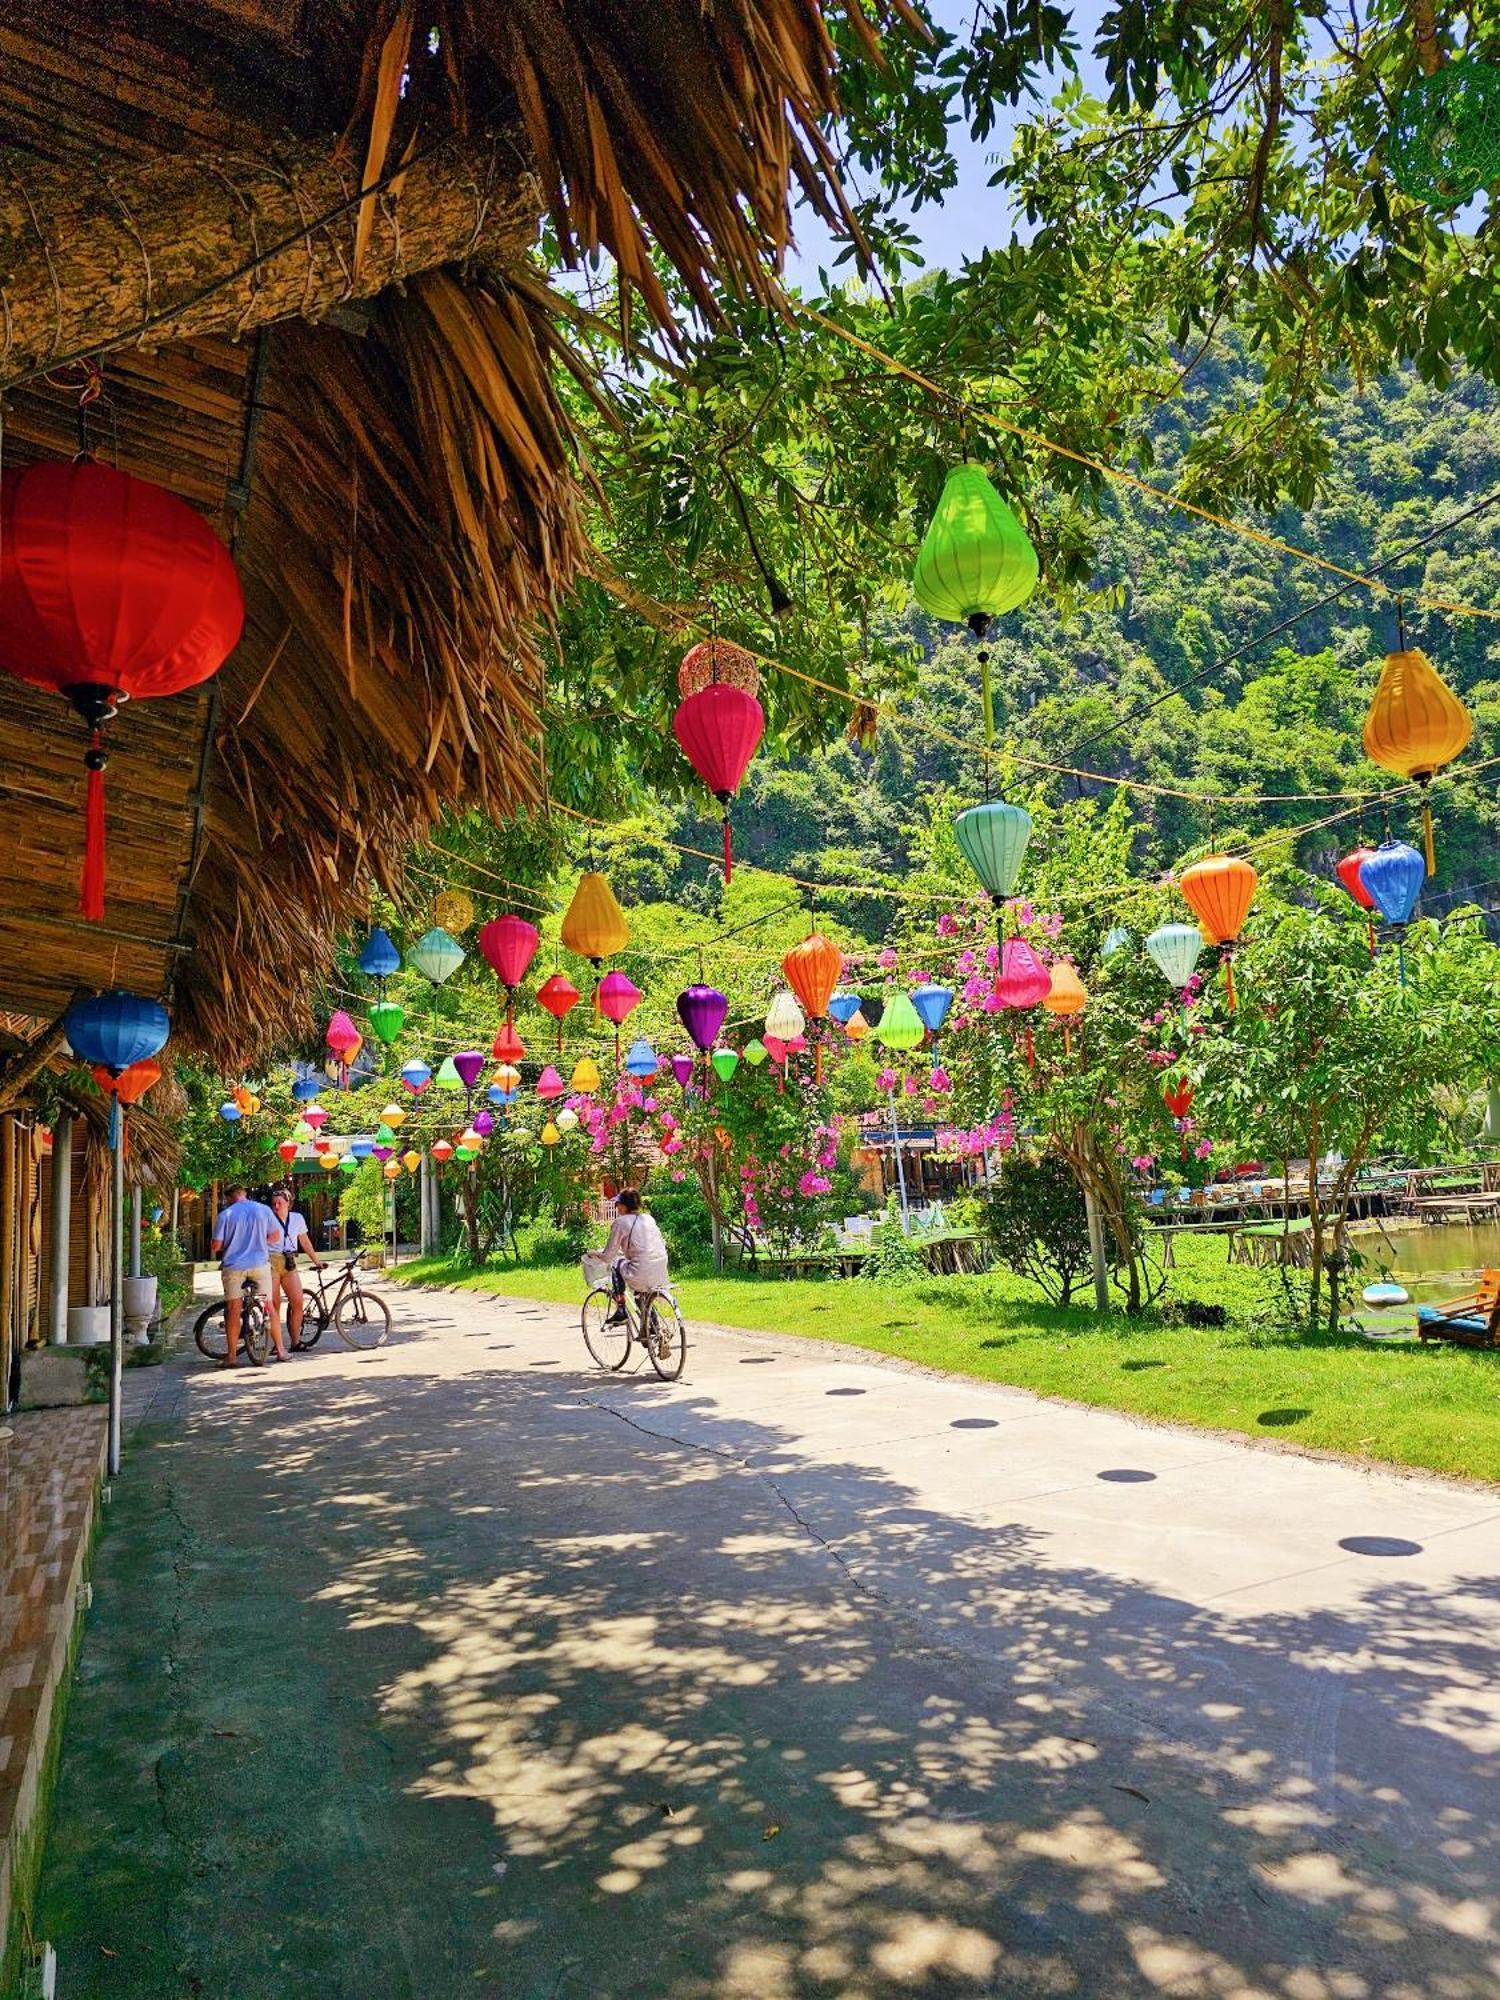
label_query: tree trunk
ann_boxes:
[0,129,537,388]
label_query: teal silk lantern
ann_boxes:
[1145,923,1203,991]
[953,801,1032,900]
[1100,926,1131,962]
[410,927,464,986]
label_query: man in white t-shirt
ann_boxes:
[601,1189,670,1327]
[268,1185,324,1351]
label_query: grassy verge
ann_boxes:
[392,1239,1500,1484]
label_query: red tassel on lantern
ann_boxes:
[0,459,244,922]
[672,681,764,882]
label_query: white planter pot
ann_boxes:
[66,1304,110,1347]
[123,1275,159,1345]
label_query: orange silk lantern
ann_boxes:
[1041,961,1086,1054]
[1178,856,1258,1011]
[93,1057,160,1106]
[1361,647,1471,874]
[782,931,843,1080]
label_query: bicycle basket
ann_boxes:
[580,1251,612,1288]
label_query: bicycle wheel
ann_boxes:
[645,1296,687,1382]
[292,1296,326,1350]
[333,1285,392,1349]
[194,1299,228,1361]
[242,1299,270,1367]
[582,1288,631,1371]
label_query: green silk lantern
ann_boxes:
[953,801,1032,900]
[369,1000,404,1046]
[743,1039,768,1067]
[913,462,1038,747]
[711,1046,739,1083]
[436,1055,462,1089]
[454,1143,476,1162]
[874,991,925,1052]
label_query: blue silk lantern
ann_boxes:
[910,984,954,1037]
[1359,841,1426,928]
[624,1036,659,1079]
[218,1100,241,1123]
[292,1073,321,1102]
[827,991,862,1026]
[1360,840,1426,985]
[63,989,169,1075]
[357,926,401,980]
[400,1057,432,1095]
[350,1137,375,1160]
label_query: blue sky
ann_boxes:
[787,0,1113,281]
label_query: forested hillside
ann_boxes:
[660,344,1500,919]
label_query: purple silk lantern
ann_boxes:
[670,1054,695,1088]
[472,1109,495,1136]
[676,984,728,1052]
[452,1049,486,1091]
[372,1144,394,1162]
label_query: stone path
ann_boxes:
[32,1279,1500,1997]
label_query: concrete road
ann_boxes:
[34,1280,1500,1998]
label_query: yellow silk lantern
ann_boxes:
[380,1102,406,1129]
[560,872,630,965]
[402,1149,420,1172]
[495,1063,521,1093]
[319,1152,340,1172]
[1041,961,1087,1055]
[569,1055,601,1095]
[540,1119,561,1147]
[1361,647,1471,872]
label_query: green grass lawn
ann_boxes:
[391,1237,1500,1484]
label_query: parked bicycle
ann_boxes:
[195,1253,391,1361]
[580,1256,687,1381]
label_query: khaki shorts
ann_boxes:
[270,1252,299,1276]
[221,1264,272,1299]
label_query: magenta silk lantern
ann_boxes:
[672,682,765,880]
[676,984,728,1052]
[372,1144,394,1162]
[536,1065,566,1100]
[452,1050,486,1091]
[670,1054,695,1087]
[472,1109,495,1137]
[597,970,641,1026]
[325,1009,360,1057]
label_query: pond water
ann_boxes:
[1353,1220,1500,1305]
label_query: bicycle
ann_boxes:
[195,1254,390,1360]
[581,1277,688,1381]
[192,1272,272,1367]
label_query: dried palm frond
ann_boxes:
[174,265,590,1062]
[337,0,924,333]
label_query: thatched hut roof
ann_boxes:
[0,0,915,1066]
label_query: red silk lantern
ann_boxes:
[1178,856,1258,1011]
[0,459,244,920]
[479,916,540,1025]
[536,971,581,1053]
[491,1021,525,1064]
[672,682,764,879]
[1162,1076,1194,1121]
[1336,845,1377,956]
[430,1139,454,1164]
[277,1139,299,1164]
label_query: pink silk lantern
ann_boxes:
[672,681,765,880]
[597,969,642,1062]
[995,938,1051,1068]
[479,915,540,1025]
[536,1065,566,1100]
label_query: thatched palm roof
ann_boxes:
[0,0,916,1066]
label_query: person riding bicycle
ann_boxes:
[210,1183,286,1366]
[268,1185,323,1351]
[601,1188,670,1327]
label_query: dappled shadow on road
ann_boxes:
[60,1340,1500,1998]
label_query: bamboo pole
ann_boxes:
[0,131,537,390]
[108,1122,124,1477]
[48,1111,71,1345]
